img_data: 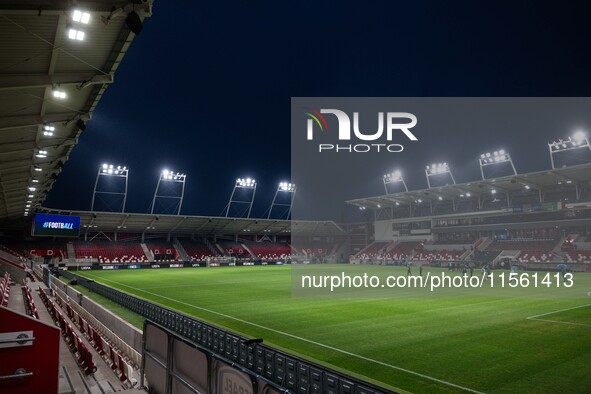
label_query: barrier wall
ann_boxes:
[0,306,60,394]
[0,258,26,283]
[51,276,143,355]
[62,271,397,394]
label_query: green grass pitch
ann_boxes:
[76,265,591,393]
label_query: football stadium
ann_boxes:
[1,2,591,394]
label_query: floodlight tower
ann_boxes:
[149,169,187,215]
[548,131,591,169]
[91,163,128,212]
[267,182,296,219]
[223,178,257,218]
[478,149,517,180]
[383,170,408,194]
[425,162,455,188]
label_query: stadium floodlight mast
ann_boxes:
[478,149,517,180]
[91,163,129,212]
[149,169,187,215]
[223,177,257,218]
[383,170,408,194]
[266,181,296,219]
[548,131,591,169]
[424,162,455,188]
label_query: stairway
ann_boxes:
[139,243,153,261]
[172,238,189,261]
[66,242,76,262]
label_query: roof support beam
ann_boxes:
[0,73,113,92]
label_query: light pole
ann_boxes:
[149,169,186,215]
[91,163,129,212]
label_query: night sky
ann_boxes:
[44,1,591,219]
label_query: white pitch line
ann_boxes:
[526,303,591,320]
[527,318,591,328]
[83,273,484,394]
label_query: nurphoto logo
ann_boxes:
[305,108,418,153]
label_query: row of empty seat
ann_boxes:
[245,242,292,259]
[516,250,554,263]
[181,240,221,261]
[39,288,98,375]
[23,281,39,319]
[73,241,147,263]
[565,251,591,262]
[414,249,464,261]
[1,272,10,306]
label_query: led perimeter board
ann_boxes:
[32,213,81,237]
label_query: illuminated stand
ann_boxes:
[149,169,186,215]
[425,162,455,188]
[479,149,516,180]
[383,170,408,194]
[91,163,128,212]
[266,182,296,219]
[223,178,257,218]
[548,131,591,169]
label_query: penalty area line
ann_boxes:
[526,303,591,320]
[82,273,484,394]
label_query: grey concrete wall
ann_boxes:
[0,259,26,283]
[53,277,143,353]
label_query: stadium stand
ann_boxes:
[218,241,251,258]
[244,241,292,259]
[73,241,147,263]
[5,241,67,260]
[145,240,178,261]
[485,239,559,252]
[387,241,422,260]
[1,272,11,306]
[180,239,222,261]
[516,250,555,263]
[355,241,388,259]
[415,249,465,261]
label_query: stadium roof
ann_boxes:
[347,163,591,209]
[37,208,347,237]
[0,1,152,220]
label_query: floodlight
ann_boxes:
[34,168,42,172]
[25,204,30,208]
[43,124,55,132]
[68,28,85,41]
[32,179,38,183]
[573,131,586,142]
[525,185,531,190]
[466,192,471,197]
[36,150,47,158]
[72,10,90,24]
[43,131,53,136]
[395,202,400,206]
[377,204,381,208]
[417,199,422,203]
[28,194,34,198]
[102,163,107,169]
[28,187,36,191]
[491,189,497,194]
[438,196,443,200]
